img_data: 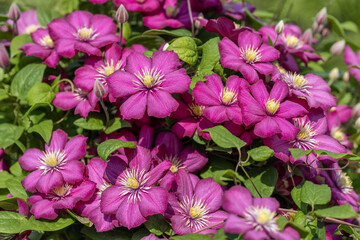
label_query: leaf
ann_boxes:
[213,228,226,240]
[5,178,28,200]
[23,102,53,117]
[143,29,192,37]
[10,64,47,103]
[190,75,207,89]
[0,197,18,210]
[144,215,171,236]
[327,15,345,37]
[28,119,53,144]
[36,2,61,26]
[97,139,136,161]
[341,21,358,33]
[313,149,360,161]
[247,146,274,162]
[171,234,212,240]
[334,224,360,239]
[105,118,131,134]
[244,7,263,30]
[243,166,278,197]
[9,162,23,177]
[290,185,307,211]
[126,35,165,50]
[66,209,93,227]
[300,181,331,207]
[198,37,220,73]
[26,83,55,106]
[27,215,75,232]
[0,211,29,233]
[0,123,24,149]
[10,34,32,58]
[314,204,357,219]
[74,114,104,130]
[289,148,312,161]
[81,226,132,240]
[167,37,198,66]
[202,126,246,151]
[0,171,14,188]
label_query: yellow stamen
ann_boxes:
[332,128,345,142]
[221,88,237,105]
[126,177,139,189]
[240,45,262,64]
[292,74,308,88]
[77,27,94,41]
[256,208,276,225]
[53,185,66,196]
[284,35,299,48]
[40,35,54,48]
[143,75,153,88]
[190,206,202,219]
[103,65,115,76]
[265,98,280,115]
[169,165,178,173]
[25,24,40,34]
[189,103,204,117]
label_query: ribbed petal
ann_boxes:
[203,106,229,123]
[181,146,208,172]
[60,161,85,184]
[74,41,102,56]
[244,230,270,240]
[147,90,179,118]
[53,92,80,110]
[253,117,280,139]
[22,170,43,192]
[63,135,87,161]
[48,18,75,40]
[87,158,107,186]
[224,214,253,234]
[258,45,280,62]
[127,146,152,171]
[125,52,151,75]
[104,156,127,184]
[239,63,259,83]
[172,119,198,139]
[55,39,77,58]
[74,67,98,91]
[161,69,191,94]
[108,71,139,98]
[100,186,124,214]
[19,148,43,171]
[48,129,68,151]
[90,14,117,35]
[36,171,64,194]
[116,198,146,229]
[250,80,269,107]
[253,197,279,213]
[269,81,288,103]
[239,90,266,126]
[139,187,168,217]
[67,11,92,29]
[194,178,223,212]
[277,101,308,118]
[274,117,299,141]
[193,81,220,106]
[171,214,192,235]
[219,37,242,71]
[151,51,181,74]
[223,186,253,216]
[237,30,262,49]
[30,198,58,220]
[120,91,147,120]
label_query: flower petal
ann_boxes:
[253,117,281,139]
[116,198,147,229]
[139,187,169,217]
[120,91,147,120]
[223,186,253,216]
[151,51,181,74]
[36,171,64,194]
[60,161,85,184]
[19,148,43,171]
[147,90,179,118]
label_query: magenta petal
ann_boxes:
[253,197,279,212]
[146,161,172,186]
[226,107,243,125]
[74,42,102,56]
[239,63,259,83]
[203,106,229,123]
[269,81,288,103]
[237,30,262,49]
[87,158,107,186]
[36,171,64,194]
[74,67,98,91]
[60,161,85,184]
[244,230,270,240]
[139,187,168,217]
[100,186,124,214]
[181,147,208,172]
[258,45,280,62]
[90,34,119,48]
[108,71,139,98]
[223,186,253,216]
[22,170,43,192]
[147,90,179,118]
[171,214,192,235]
[120,92,147,120]
[64,135,87,161]
[274,117,299,141]
[88,207,117,232]
[127,146,152,171]
[277,101,308,118]
[44,50,59,68]
[67,11,92,29]
[194,178,223,212]
[116,198,146,229]
[48,129,68,151]
[30,199,58,220]
[125,52,151,75]
[239,90,266,125]
[104,157,127,184]
[161,69,191,94]
[90,14,117,35]
[55,39,77,58]
[172,119,198,139]
[53,92,80,110]
[224,214,253,234]
[19,148,43,171]
[204,211,228,230]
[254,117,280,139]
[250,80,269,108]
[54,181,96,209]
[252,63,275,75]
[193,81,220,106]
[204,74,224,96]
[151,51,181,74]
[48,19,75,40]
[219,37,242,71]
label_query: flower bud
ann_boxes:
[162,43,169,51]
[315,7,327,25]
[301,29,312,45]
[8,3,21,21]
[275,20,284,35]
[94,80,106,98]
[343,71,350,82]
[355,117,360,128]
[321,27,330,37]
[352,103,360,117]
[330,40,345,56]
[116,4,128,24]
[329,68,339,81]
[312,22,319,33]
[0,43,9,69]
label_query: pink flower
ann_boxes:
[19,129,87,194]
[20,28,59,68]
[48,10,118,58]
[16,10,41,35]
[219,30,280,83]
[113,0,161,13]
[344,45,360,84]
[107,50,191,120]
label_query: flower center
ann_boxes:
[49,183,72,200]
[189,103,204,117]
[256,209,273,224]
[126,177,140,189]
[143,75,153,88]
[221,88,237,105]
[190,206,203,219]
[290,118,319,150]
[74,88,88,101]
[240,45,262,64]
[40,35,54,48]
[282,73,311,94]
[76,27,98,41]
[40,149,66,168]
[265,98,280,115]
[134,68,165,90]
[118,168,151,202]
[284,35,300,48]
[336,172,353,194]
[297,122,316,140]
[169,165,178,173]
[245,206,279,233]
[293,74,307,88]
[331,127,345,142]
[25,24,40,34]
[178,196,210,231]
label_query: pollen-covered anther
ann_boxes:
[283,35,301,48]
[221,87,237,105]
[240,45,262,64]
[335,171,353,194]
[49,183,72,200]
[76,27,98,41]
[189,103,204,117]
[143,75,154,88]
[256,209,275,224]
[40,149,67,168]
[265,98,280,115]
[293,74,308,89]
[331,127,345,142]
[134,67,165,90]
[40,35,54,48]
[126,177,140,189]
[244,206,279,233]
[169,165,178,173]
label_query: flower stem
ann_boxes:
[100,99,110,129]
[119,23,124,46]
[186,0,194,37]
[194,220,225,233]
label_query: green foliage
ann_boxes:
[10,34,32,58]
[198,37,220,74]
[300,181,331,207]
[314,204,358,219]
[167,37,198,65]
[27,119,53,143]
[144,215,172,236]
[243,166,278,197]
[203,126,246,151]
[143,29,192,38]
[97,139,137,160]
[0,124,24,149]
[26,83,55,106]
[74,114,105,130]
[105,118,131,134]
[247,146,274,162]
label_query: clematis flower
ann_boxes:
[220,1,255,20]
[113,0,161,13]
[20,28,59,68]
[152,132,208,190]
[74,44,131,101]
[224,121,254,145]
[168,171,227,234]
[223,186,300,240]
[107,50,191,120]
[48,10,118,58]
[280,72,336,110]
[344,45,360,84]
[193,73,247,125]
[100,146,171,229]
[327,106,353,149]
[171,92,216,140]
[16,10,41,35]
[19,129,87,194]
[75,158,119,232]
[28,180,95,220]
[205,17,252,42]
[239,80,308,140]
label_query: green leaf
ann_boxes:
[290,185,307,211]
[131,228,151,240]
[23,102,53,117]
[0,211,29,233]
[300,181,331,207]
[5,178,28,200]
[10,64,47,103]
[81,226,132,240]
[105,118,131,134]
[97,139,136,161]
[26,83,55,106]
[28,119,53,144]
[74,114,104,130]
[190,75,207,89]
[327,15,345,37]
[334,224,360,239]
[27,215,75,232]
[0,197,18,210]
[167,37,198,66]
[341,21,358,33]
[9,162,23,177]
[243,166,278,197]
[277,214,288,231]
[0,123,24,149]
[171,234,212,240]
[213,228,226,240]
[143,29,192,37]
[202,125,246,151]
[244,8,263,30]
[198,37,220,73]
[247,146,274,162]
[313,149,360,161]
[289,148,312,161]
[314,204,357,219]
[126,35,165,50]
[315,221,326,240]
[66,209,93,227]
[10,34,32,58]
[0,171,14,188]
[144,215,171,236]
[36,2,61,26]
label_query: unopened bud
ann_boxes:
[0,44,9,69]
[343,71,350,82]
[321,28,330,37]
[275,20,284,35]
[330,40,345,56]
[355,117,360,128]
[94,80,105,98]
[352,103,360,117]
[116,4,128,24]
[301,29,312,45]
[8,3,21,21]
[162,43,169,51]
[315,7,327,25]
[329,68,339,81]
[312,22,319,33]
